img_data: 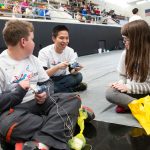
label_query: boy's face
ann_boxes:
[52,30,69,53]
[21,32,35,57]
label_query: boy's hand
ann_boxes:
[57,61,69,69]
[19,80,30,90]
[35,92,47,104]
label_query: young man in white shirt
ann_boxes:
[129,8,142,22]
[38,25,87,93]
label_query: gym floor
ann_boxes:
[78,51,150,150]
[1,50,149,150]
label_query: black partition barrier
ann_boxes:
[0,19,123,56]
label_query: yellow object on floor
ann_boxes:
[68,108,87,150]
[128,95,150,135]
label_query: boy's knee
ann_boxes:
[105,87,117,103]
[72,95,82,110]
[75,72,83,84]
[57,93,81,107]
[76,96,82,108]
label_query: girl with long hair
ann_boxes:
[106,20,150,113]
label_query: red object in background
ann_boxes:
[95,9,100,15]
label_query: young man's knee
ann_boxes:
[74,72,83,84]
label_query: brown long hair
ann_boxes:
[121,20,150,82]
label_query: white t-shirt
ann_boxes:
[129,15,142,22]
[0,50,49,103]
[38,44,78,76]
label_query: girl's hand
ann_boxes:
[112,83,128,93]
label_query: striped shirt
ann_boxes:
[117,50,150,94]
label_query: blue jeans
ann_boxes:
[51,73,83,93]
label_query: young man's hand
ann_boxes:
[111,83,128,93]
[57,61,69,69]
[35,92,47,104]
[19,80,30,90]
[70,65,83,74]
[75,65,83,71]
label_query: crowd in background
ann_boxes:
[0,0,127,25]
[64,0,123,24]
[0,0,50,18]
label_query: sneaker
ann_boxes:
[115,105,128,113]
[73,82,87,92]
[81,106,95,122]
[21,141,49,150]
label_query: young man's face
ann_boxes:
[52,30,69,53]
[22,32,35,57]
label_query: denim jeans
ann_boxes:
[51,73,83,93]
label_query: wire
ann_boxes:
[47,86,75,138]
